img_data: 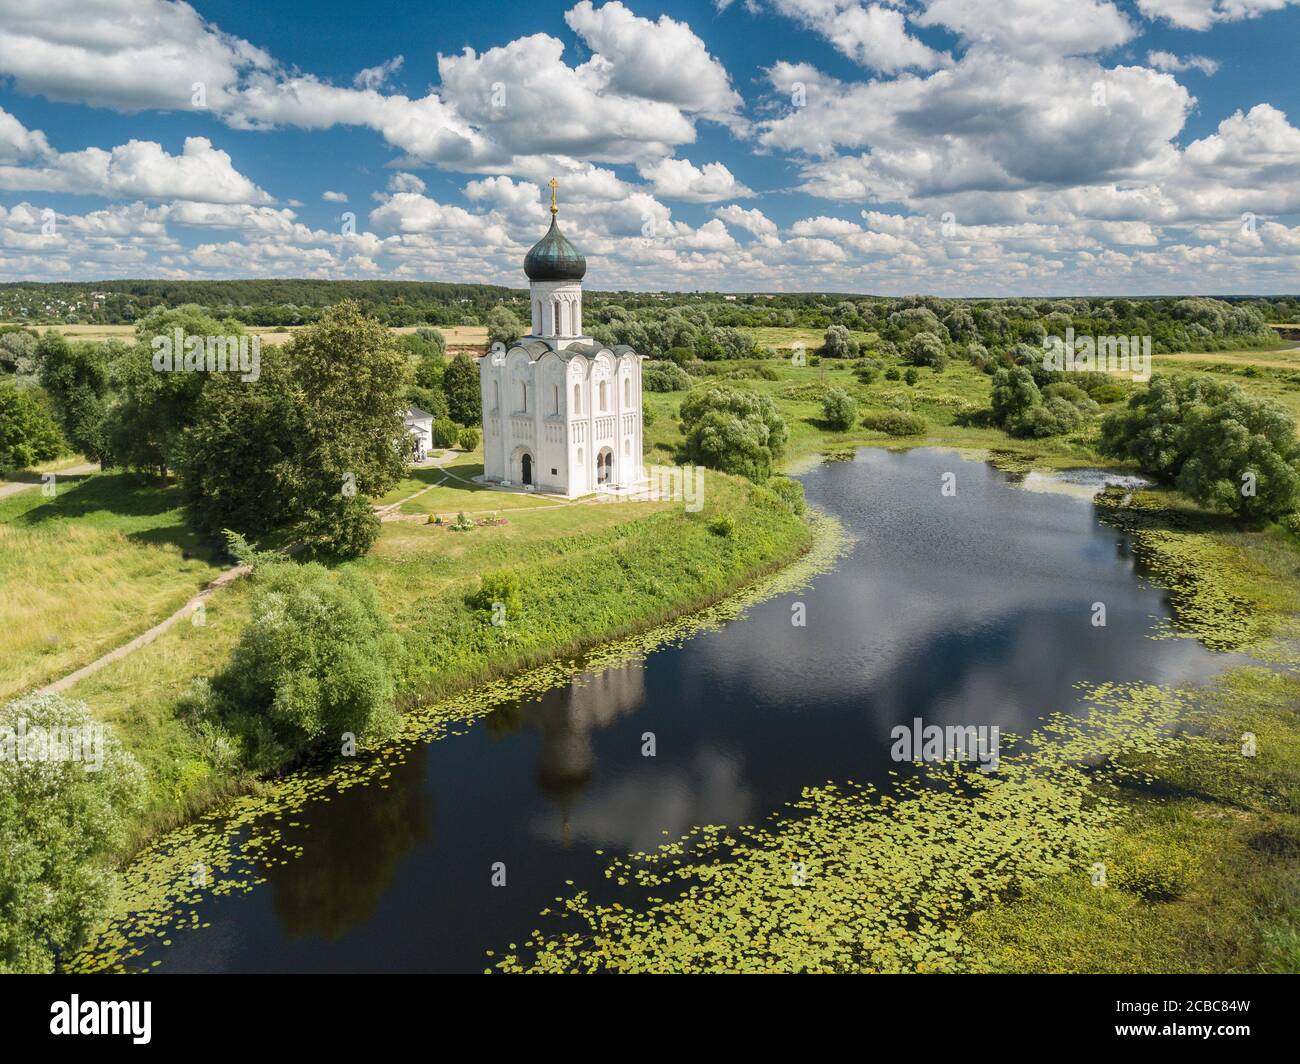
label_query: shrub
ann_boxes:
[884,367,901,381]
[903,367,920,386]
[643,360,691,392]
[853,360,881,384]
[467,568,522,617]
[457,426,480,451]
[1007,396,1082,438]
[431,417,460,448]
[213,561,401,767]
[822,386,859,430]
[1041,381,1088,405]
[1089,382,1128,404]
[679,383,788,481]
[767,476,807,515]
[707,514,735,537]
[0,693,143,973]
[862,410,927,436]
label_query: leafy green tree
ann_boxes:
[822,386,858,430]
[1009,397,1082,438]
[679,383,788,481]
[109,306,241,476]
[413,352,444,390]
[485,305,524,349]
[176,344,300,544]
[822,324,857,359]
[178,302,410,557]
[1097,375,1217,479]
[0,330,37,376]
[443,352,481,425]
[0,693,142,973]
[457,425,480,451]
[906,331,948,370]
[990,366,1081,437]
[1101,376,1300,519]
[36,332,110,462]
[0,383,64,470]
[213,561,401,768]
[406,385,448,421]
[991,366,1042,426]
[415,327,446,355]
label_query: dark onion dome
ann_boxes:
[524,215,586,282]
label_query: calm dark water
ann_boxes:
[147,448,1227,973]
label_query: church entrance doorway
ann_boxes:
[596,447,613,486]
[511,447,535,488]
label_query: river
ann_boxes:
[121,447,1231,972]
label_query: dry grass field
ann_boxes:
[29,323,489,349]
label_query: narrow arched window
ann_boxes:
[520,380,527,413]
[599,380,608,412]
[552,384,559,415]
[492,380,499,412]
[624,377,630,406]
[573,382,581,415]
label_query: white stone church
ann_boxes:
[478,182,645,498]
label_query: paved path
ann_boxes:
[0,461,97,500]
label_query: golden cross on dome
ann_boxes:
[548,177,559,215]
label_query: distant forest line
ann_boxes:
[1,279,1297,330]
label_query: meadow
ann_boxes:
[49,459,809,845]
[0,472,225,700]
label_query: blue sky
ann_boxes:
[0,0,1297,294]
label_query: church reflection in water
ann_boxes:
[491,662,646,845]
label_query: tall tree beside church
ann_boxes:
[178,301,412,557]
[443,352,481,426]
